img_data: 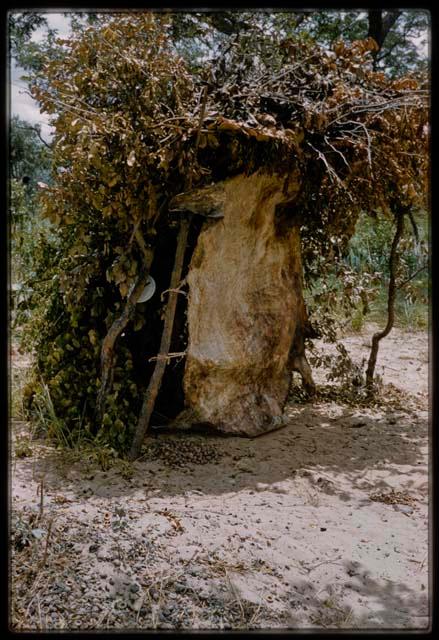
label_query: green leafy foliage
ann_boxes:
[9,11,48,58]
[347,211,429,329]
[10,117,53,304]
[304,208,428,338]
[170,10,429,79]
[18,15,204,450]
[10,116,51,182]
[291,10,429,77]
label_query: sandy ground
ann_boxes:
[10,324,430,631]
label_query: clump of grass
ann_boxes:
[117,458,134,479]
[31,380,74,448]
[94,444,119,471]
[399,298,428,330]
[14,436,33,458]
[309,585,358,629]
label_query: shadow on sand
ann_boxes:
[19,397,428,502]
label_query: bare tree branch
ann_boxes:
[366,209,405,388]
[396,263,427,290]
[15,124,52,149]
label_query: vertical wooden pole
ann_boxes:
[129,219,190,460]
[129,86,209,459]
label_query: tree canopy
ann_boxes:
[33,13,428,263]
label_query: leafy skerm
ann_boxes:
[22,13,428,451]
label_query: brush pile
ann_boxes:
[21,13,427,451]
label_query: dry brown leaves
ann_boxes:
[369,489,417,506]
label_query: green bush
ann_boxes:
[305,209,429,334]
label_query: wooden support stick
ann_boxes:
[129,219,190,460]
[96,246,155,425]
[129,86,210,459]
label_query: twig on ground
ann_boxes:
[38,517,55,570]
[37,476,45,521]
[300,555,343,574]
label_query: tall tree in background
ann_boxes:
[366,9,428,73]
[9,116,52,286]
[200,10,429,77]
[10,115,51,182]
[10,9,429,79]
[9,11,47,57]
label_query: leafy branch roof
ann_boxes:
[32,13,428,241]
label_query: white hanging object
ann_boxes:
[129,275,156,303]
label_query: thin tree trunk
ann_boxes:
[96,247,155,425]
[367,10,402,70]
[129,219,190,460]
[365,212,405,388]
